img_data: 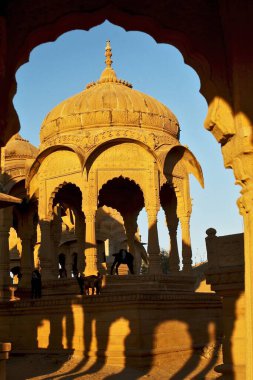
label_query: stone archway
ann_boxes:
[98,176,144,273]
[38,182,84,280]
[98,176,145,273]
[0,2,252,377]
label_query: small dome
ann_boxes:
[5,134,38,159]
[40,41,179,144]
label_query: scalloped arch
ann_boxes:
[48,181,82,219]
[4,4,222,146]
[27,144,84,187]
[14,10,214,103]
[98,175,145,216]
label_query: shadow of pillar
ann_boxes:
[205,228,245,379]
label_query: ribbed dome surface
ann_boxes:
[5,133,38,159]
[40,42,179,144]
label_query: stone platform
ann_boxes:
[0,279,222,377]
[15,273,199,299]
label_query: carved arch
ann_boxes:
[98,175,145,214]
[160,145,204,188]
[2,3,230,146]
[26,144,84,187]
[48,181,83,219]
[98,174,145,207]
[84,138,161,177]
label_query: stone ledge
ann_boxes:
[0,292,222,316]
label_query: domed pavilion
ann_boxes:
[0,43,220,375]
[0,133,38,294]
[27,41,204,279]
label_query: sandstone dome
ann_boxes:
[5,133,38,159]
[40,41,179,144]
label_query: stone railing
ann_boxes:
[205,228,245,380]
[205,228,244,292]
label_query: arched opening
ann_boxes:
[52,183,82,213]
[98,176,145,274]
[98,176,145,215]
[0,13,248,379]
[47,183,84,278]
[14,22,242,267]
[160,182,180,272]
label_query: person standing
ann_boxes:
[31,269,42,299]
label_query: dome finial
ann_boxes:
[105,40,113,68]
[86,40,132,88]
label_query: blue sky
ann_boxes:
[13,21,243,264]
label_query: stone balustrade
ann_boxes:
[205,228,245,380]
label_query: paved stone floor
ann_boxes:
[7,353,221,379]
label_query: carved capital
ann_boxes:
[179,215,190,225]
[146,208,159,222]
[237,183,253,216]
[204,97,235,144]
[84,210,96,224]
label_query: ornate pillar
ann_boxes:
[0,208,12,301]
[179,215,192,271]
[167,223,180,272]
[19,232,34,288]
[237,184,253,380]
[84,210,98,276]
[39,218,55,281]
[51,210,62,277]
[123,213,138,274]
[75,212,85,274]
[146,208,162,275]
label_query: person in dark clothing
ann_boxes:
[10,266,22,283]
[31,269,42,299]
[110,249,134,275]
[76,272,102,295]
[77,273,85,295]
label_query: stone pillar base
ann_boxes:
[0,342,11,380]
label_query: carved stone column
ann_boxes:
[146,208,162,274]
[167,223,180,272]
[39,219,55,281]
[179,215,192,271]
[123,213,138,274]
[0,208,12,301]
[84,211,98,276]
[237,184,253,380]
[0,229,11,301]
[19,233,34,288]
[51,211,62,277]
[75,212,85,274]
[161,184,180,272]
